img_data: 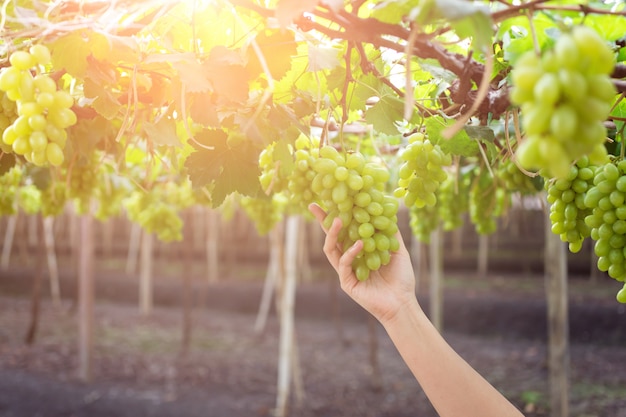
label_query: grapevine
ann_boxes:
[40,180,67,217]
[0,165,22,216]
[510,26,615,179]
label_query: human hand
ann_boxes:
[309,203,421,325]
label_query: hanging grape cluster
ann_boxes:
[469,168,509,235]
[0,166,22,215]
[0,94,17,154]
[124,184,187,243]
[394,132,451,208]
[510,25,615,178]
[497,159,539,195]
[311,145,399,281]
[240,193,288,236]
[40,180,67,217]
[546,157,596,253]
[68,154,100,214]
[286,136,320,213]
[17,184,41,215]
[0,45,77,167]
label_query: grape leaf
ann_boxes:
[246,30,297,81]
[172,57,213,94]
[611,99,626,134]
[189,92,220,127]
[204,47,249,103]
[184,129,261,206]
[275,0,317,27]
[143,118,181,147]
[307,44,341,71]
[425,117,479,157]
[365,95,405,135]
[50,30,110,78]
[83,77,121,120]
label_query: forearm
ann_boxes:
[381,302,524,417]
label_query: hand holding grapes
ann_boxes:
[309,203,419,325]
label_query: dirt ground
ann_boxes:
[1,266,626,417]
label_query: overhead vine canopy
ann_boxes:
[1,0,626,297]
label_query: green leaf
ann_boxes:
[365,95,404,135]
[611,98,626,135]
[246,30,297,81]
[171,57,213,94]
[307,44,341,71]
[425,117,479,157]
[83,78,121,120]
[463,125,496,143]
[184,129,261,206]
[50,30,110,78]
[204,46,250,103]
[189,93,220,127]
[143,118,181,147]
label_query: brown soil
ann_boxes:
[1,268,626,417]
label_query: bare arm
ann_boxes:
[309,204,524,417]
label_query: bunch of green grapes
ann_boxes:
[68,154,99,214]
[497,159,539,195]
[437,173,470,231]
[510,25,615,178]
[409,203,439,243]
[0,165,22,215]
[17,184,41,215]
[469,168,509,235]
[311,145,399,281]
[94,174,130,221]
[545,156,596,253]
[124,188,184,242]
[0,45,77,167]
[0,94,17,154]
[286,135,320,213]
[258,141,289,194]
[240,193,288,236]
[394,132,451,208]
[40,180,67,217]
[582,159,626,294]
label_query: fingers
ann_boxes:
[322,216,343,267]
[336,239,363,281]
[308,203,327,232]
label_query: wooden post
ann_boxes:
[139,229,153,316]
[429,227,443,332]
[78,214,95,382]
[206,208,219,283]
[43,216,61,308]
[254,222,283,334]
[477,233,488,278]
[126,222,141,275]
[275,215,301,417]
[544,205,569,417]
[1,214,17,270]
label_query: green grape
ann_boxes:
[545,156,596,253]
[437,172,470,231]
[94,173,130,221]
[240,193,288,236]
[311,145,399,281]
[617,284,626,304]
[409,203,439,243]
[394,132,451,209]
[510,25,615,179]
[29,45,52,66]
